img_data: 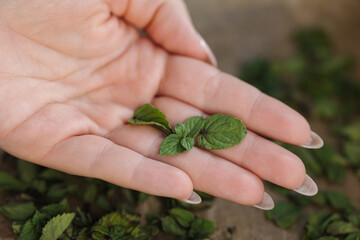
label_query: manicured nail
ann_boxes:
[199,36,218,67]
[293,174,318,196]
[301,131,324,149]
[182,191,202,204]
[253,192,274,210]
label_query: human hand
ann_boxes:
[0,0,322,209]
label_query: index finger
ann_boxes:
[159,56,316,146]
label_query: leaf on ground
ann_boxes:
[344,141,360,166]
[188,218,216,238]
[159,134,186,156]
[40,213,75,240]
[326,191,355,212]
[304,212,341,240]
[0,201,36,221]
[19,220,39,240]
[345,233,360,240]
[17,160,38,183]
[161,216,187,236]
[169,208,195,228]
[198,114,247,150]
[266,202,302,228]
[338,121,360,141]
[0,171,25,192]
[326,221,359,235]
[128,104,173,134]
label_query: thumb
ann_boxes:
[108,0,217,66]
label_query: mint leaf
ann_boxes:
[345,233,360,240]
[17,160,38,184]
[183,116,205,138]
[159,134,186,156]
[326,190,355,212]
[326,221,359,235]
[161,216,187,236]
[175,123,189,137]
[198,114,247,150]
[0,171,24,192]
[266,202,302,228]
[169,208,195,228]
[19,220,38,240]
[128,104,173,134]
[40,213,75,240]
[0,201,36,221]
[181,137,194,151]
[188,218,216,238]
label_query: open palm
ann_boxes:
[0,0,319,207]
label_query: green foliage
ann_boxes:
[266,202,302,228]
[159,134,187,156]
[40,213,75,240]
[0,202,36,221]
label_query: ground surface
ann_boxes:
[1,0,360,239]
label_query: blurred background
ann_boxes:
[1,0,359,239]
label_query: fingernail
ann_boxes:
[293,174,318,196]
[301,131,324,149]
[199,36,218,67]
[182,191,202,204]
[253,192,274,210]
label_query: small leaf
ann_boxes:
[326,163,346,183]
[128,104,173,134]
[40,213,75,240]
[338,121,360,141]
[266,202,302,228]
[159,134,186,156]
[304,212,341,239]
[344,141,360,166]
[0,171,24,192]
[326,191,354,212]
[19,220,39,240]
[183,116,205,138]
[0,201,36,221]
[345,233,360,240]
[40,201,68,217]
[318,237,339,240]
[326,221,359,235]
[198,114,247,150]
[188,218,216,238]
[169,208,195,228]
[161,216,187,236]
[17,160,38,183]
[175,123,189,137]
[181,137,194,151]
[310,190,327,206]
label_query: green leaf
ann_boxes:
[159,134,186,156]
[83,184,98,203]
[310,190,327,206]
[338,121,360,141]
[180,137,194,151]
[40,201,68,217]
[19,220,39,240]
[344,141,360,166]
[128,104,173,134]
[318,237,339,240]
[40,213,75,240]
[326,163,346,183]
[345,233,360,240]
[188,218,216,238]
[161,216,186,236]
[326,221,359,235]
[326,191,354,212]
[12,221,23,234]
[198,114,247,150]
[348,214,360,226]
[183,116,205,138]
[175,123,189,137]
[0,171,24,192]
[17,160,38,183]
[39,169,65,181]
[266,202,302,228]
[304,212,341,239]
[169,208,195,228]
[0,201,36,221]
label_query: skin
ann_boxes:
[0,0,310,205]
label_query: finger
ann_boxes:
[108,125,265,206]
[107,0,217,66]
[152,97,307,190]
[159,56,312,146]
[42,135,194,201]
